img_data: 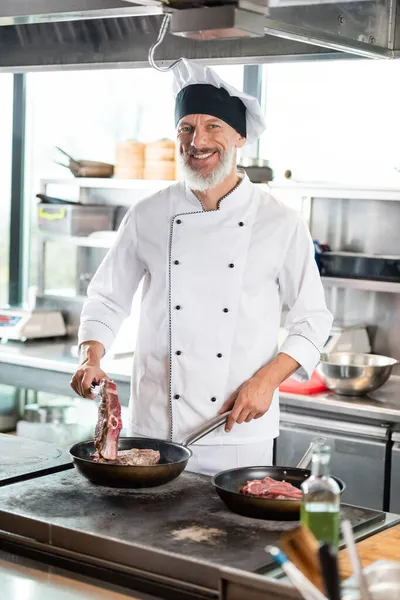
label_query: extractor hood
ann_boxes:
[0,0,398,71]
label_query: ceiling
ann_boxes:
[0,0,397,71]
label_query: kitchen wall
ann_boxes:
[312,196,400,364]
[0,75,13,307]
[260,58,400,186]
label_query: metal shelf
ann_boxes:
[40,233,116,248]
[321,276,400,294]
[40,177,173,190]
[269,182,400,202]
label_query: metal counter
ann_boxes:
[0,469,389,594]
[279,375,400,424]
[0,339,131,402]
[0,548,160,600]
[0,339,400,423]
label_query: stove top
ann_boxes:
[0,434,72,486]
[0,469,385,590]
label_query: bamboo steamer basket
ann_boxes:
[115,140,145,179]
[144,161,176,181]
[145,139,176,162]
[144,139,176,181]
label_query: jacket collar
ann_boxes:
[183,170,252,211]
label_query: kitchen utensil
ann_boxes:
[279,371,328,395]
[23,403,76,424]
[317,353,398,396]
[319,544,341,600]
[342,560,400,600]
[340,525,400,579]
[341,520,372,600]
[0,306,66,341]
[212,438,346,520]
[55,147,114,178]
[238,158,273,183]
[69,411,230,488]
[37,203,115,236]
[266,546,328,600]
[36,193,78,205]
[55,146,81,169]
[280,525,323,591]
[318,252,400,283]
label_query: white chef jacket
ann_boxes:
[78,173,333,445]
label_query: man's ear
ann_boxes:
[236,135,246,149]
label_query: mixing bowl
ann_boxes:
[317,352,398,396]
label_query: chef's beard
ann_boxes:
[179,146,236,192]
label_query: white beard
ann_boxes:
[179,147,236,192]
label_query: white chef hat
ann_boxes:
[172,58,266,145]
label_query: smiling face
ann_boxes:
[177,114,246,192]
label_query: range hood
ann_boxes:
[0,0,398,71]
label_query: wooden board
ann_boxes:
[339,524,400,578]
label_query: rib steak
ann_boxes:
[94,379,122,460]
[241,477,302,500]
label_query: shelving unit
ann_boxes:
[321,277,400,294]
[40,233,116,249]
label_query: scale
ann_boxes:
[0,306,67,341]
[279,323,371,354]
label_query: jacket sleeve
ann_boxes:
[78,207,146,353]
[278,214,333,381]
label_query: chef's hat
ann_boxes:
[172,58,266,145]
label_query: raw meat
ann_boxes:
[93,448,161,466]
[240,477,302,500]
[94,379,122,460]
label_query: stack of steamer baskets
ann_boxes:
[144,139,176,181]
[115,140,145,179]
[114,139,176,181]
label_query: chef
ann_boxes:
[71,59,333,475]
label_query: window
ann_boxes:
[260,59,400,185]
[0,75,13,306]
[24,64,244,297]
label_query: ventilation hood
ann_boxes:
[0,0,398,71]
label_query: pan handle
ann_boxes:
[296,436,327,469]
[182,411,231,447]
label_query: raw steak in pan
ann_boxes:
[241,476,302,500]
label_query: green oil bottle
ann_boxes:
[300,444,340,548]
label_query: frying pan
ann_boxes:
[69,412,229,488]
[212,439,346,521]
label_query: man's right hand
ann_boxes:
[70,341,109,399]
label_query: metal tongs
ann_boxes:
[90,380,102,397]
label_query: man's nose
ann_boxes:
[191,126,208,149]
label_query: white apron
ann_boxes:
[79,174,332,446]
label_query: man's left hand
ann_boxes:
[218,372,274,433]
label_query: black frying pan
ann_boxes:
[69,412,229,488]
[212,441,346,521]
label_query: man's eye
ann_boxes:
[180,127,191,133]
[209,124,220,129]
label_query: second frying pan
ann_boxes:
[212,442,346,521]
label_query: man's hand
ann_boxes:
[219,353,300,432]
[70,340,109,399]
[218,373,274,432]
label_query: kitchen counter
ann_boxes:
[0,548,159,600]
[0,467,396,598]
[279,376,400,424]
[1,339,400,424]
[0,338,131,402]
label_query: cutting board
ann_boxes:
[339,524,400,579]
[279,371,328,395]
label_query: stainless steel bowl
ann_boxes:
[317,352,398,396]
